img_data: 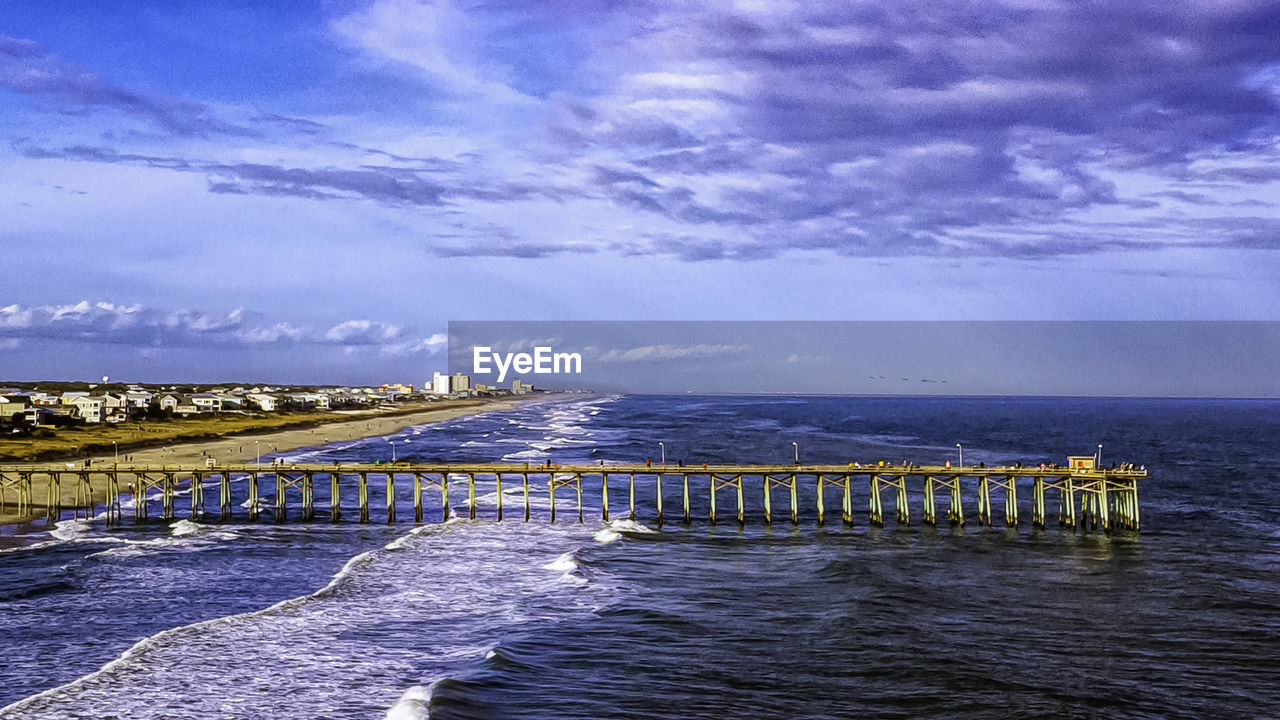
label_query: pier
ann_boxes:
[0,461,1146,532]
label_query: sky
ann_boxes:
[449,321,1280,396]
[2,1,1280,385]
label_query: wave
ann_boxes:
[0,521,621,720]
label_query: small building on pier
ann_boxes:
[1067,455,1096,471]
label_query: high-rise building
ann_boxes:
[450,372,471,393]
[431,372,449,395]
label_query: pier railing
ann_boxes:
[0,463,1146,532]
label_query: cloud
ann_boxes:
[597,343,749,362]
[0,35,252,137]
[0,301,445,354]
[9,1,1280,263]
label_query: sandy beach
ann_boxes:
[0,394,547,526]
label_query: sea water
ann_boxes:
[1,394,1278,718]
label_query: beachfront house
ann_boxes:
[285,394,315,410]
[157,394,180,412]
[247,393,278,412]
[191,393,223,413]
[123,390,153,408]
[215,395,244,411]
[68,396,105,423]
[0,395,31,419]
[101,393,128,410]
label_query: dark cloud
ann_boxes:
[537,0,1280,258]
[19,143,573,209]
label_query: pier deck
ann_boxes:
[0,462,1146,532]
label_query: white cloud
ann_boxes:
[597,343,749,362]
[0,301,444,354]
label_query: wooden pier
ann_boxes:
[0,462,1146,532]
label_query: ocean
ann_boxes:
[1,394,1278,719]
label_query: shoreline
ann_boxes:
[0,394,553,527]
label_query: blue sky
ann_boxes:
[3,1,1280,384]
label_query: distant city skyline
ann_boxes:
[4,3,1280,383]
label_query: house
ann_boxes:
[68,396,105,423]
[175,403,200,416]
[101,393,128,411]
[123,390,152,408]
[157,394,180,412]
[247,393,278,412]
[215,395,244,411]
[0,395,31,419]
[23,407,54,426]
[190,393,223,413]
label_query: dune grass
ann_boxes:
[0,401,485,462]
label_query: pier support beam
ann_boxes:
[842,475,853,526]
[656,473,664,524]
[248,472,260,522]
[413,473,422,524]
[386,473,396,524]
[468,473,476,520]
[523,473,530,522]
[331,473,342,523]
[682,474,690,523]
[816,474,825,526]
[789,474,798,524]
[736,474,745,525]
[358,472,369,523]
[869,475,883,526]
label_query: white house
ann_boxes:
[123,390,152,408]
[247,393,278,412]
[190,393,222,413]
[68,396,105,423]
[157,394,180,412]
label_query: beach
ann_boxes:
[0,394,545,526]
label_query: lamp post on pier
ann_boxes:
[387,439,398,462]
[956,443,963,469]
[1097,443,1102,467]
[113,440,119,466]
[792,441,799,465]
[658,442,665,466]
[255,440,260,469]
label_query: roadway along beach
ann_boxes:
[0,394,546,526]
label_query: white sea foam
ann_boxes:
[594,528,622,544]
[606,519,657,534]
[169,519,201,537]
[384,684,434,720]
[500,449,546,460]
[541,551,579,572]
[49,519,92,541]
